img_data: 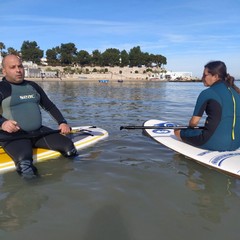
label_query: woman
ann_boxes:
[174,61,240,151]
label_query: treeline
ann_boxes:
[0,41,167,68]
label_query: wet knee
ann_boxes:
[62,147,78,158]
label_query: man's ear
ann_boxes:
[2,68,6,76]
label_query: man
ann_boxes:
[0,54,77,178]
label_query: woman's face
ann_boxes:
[202,68,219,87]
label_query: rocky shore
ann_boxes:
[0,65,201,82]
[30,65,201,82]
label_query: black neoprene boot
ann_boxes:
[16,160,39,179]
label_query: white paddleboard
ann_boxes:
[143,119,240,178]
[0,126,108,174]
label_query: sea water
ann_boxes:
[0,81,240,240]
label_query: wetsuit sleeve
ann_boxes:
[28,81,67,125]
[192,90,209,117]
[0,80,10,127]
[0,115,7,127]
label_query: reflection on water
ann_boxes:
[0,174,47,231]
[83,204,132,240]
[173,154,231,223]
[1,81,240,240]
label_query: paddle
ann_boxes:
[120,125,205,130]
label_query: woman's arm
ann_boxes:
[189,116,201,127]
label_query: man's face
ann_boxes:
[2,55,25,84]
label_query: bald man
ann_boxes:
[0,55,77,178]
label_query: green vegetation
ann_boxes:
[0,41,167,68]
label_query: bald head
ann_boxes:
[2,54,25,84]
[2,54,22,67]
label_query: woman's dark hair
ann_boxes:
[205,61,240,93]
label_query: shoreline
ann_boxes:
[25,77,201,82]
[31,65,201,82]
[0,73,201,82]
[1,64,201,82]
[25,72,201,82]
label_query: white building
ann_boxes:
[0,52,3,66]
[40,57,48,65]
[149,71,193,81]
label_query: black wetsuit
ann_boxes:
[0,78,77,176]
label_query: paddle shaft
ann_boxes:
[120,125,204,130]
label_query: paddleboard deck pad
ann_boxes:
[0,126,108,174]
[143,119,240,179]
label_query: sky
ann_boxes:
[0,0,240,78]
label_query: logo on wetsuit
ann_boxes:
[19,94,35,100]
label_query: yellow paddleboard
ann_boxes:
[0,126,108,174]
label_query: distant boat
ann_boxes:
[99,79,109,83]
[79,76,88,80]
[117,79,123,83]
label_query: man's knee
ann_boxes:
[62,147,78,158]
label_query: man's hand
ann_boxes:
[59,123,71,134]
[1,120,20,133]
